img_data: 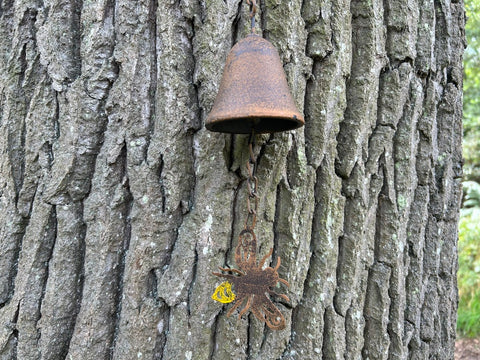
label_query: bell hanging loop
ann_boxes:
[246,0,257,33]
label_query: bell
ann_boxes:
[206,34,304,134]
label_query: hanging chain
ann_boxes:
[246,0,257,33]
[244,133,259,231]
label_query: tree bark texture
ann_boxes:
[0,0,464,359]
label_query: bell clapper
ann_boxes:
[211,131,290,330]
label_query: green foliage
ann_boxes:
[458,0,480,338]
[463,181,480,210]
[464,0,480,181]
[457,181,480,337]
[457,205,480,338]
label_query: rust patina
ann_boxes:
[213,229,290,330]
[206,34,304,134]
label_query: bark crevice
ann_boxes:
[110,145,134,358]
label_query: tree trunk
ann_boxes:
[0,0,464,359]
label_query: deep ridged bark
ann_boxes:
[0,0,464,359]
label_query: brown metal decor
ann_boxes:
[211,141,290,330]
[210,1,294,331]
[205,1,304,134]
[212,229,290,330]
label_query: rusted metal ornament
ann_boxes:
[212,229,290,330]
[205,34,304,134]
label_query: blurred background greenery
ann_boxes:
[457,0,480,338]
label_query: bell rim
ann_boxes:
[205,112,304,134]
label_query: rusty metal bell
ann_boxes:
[205,34,304,134]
